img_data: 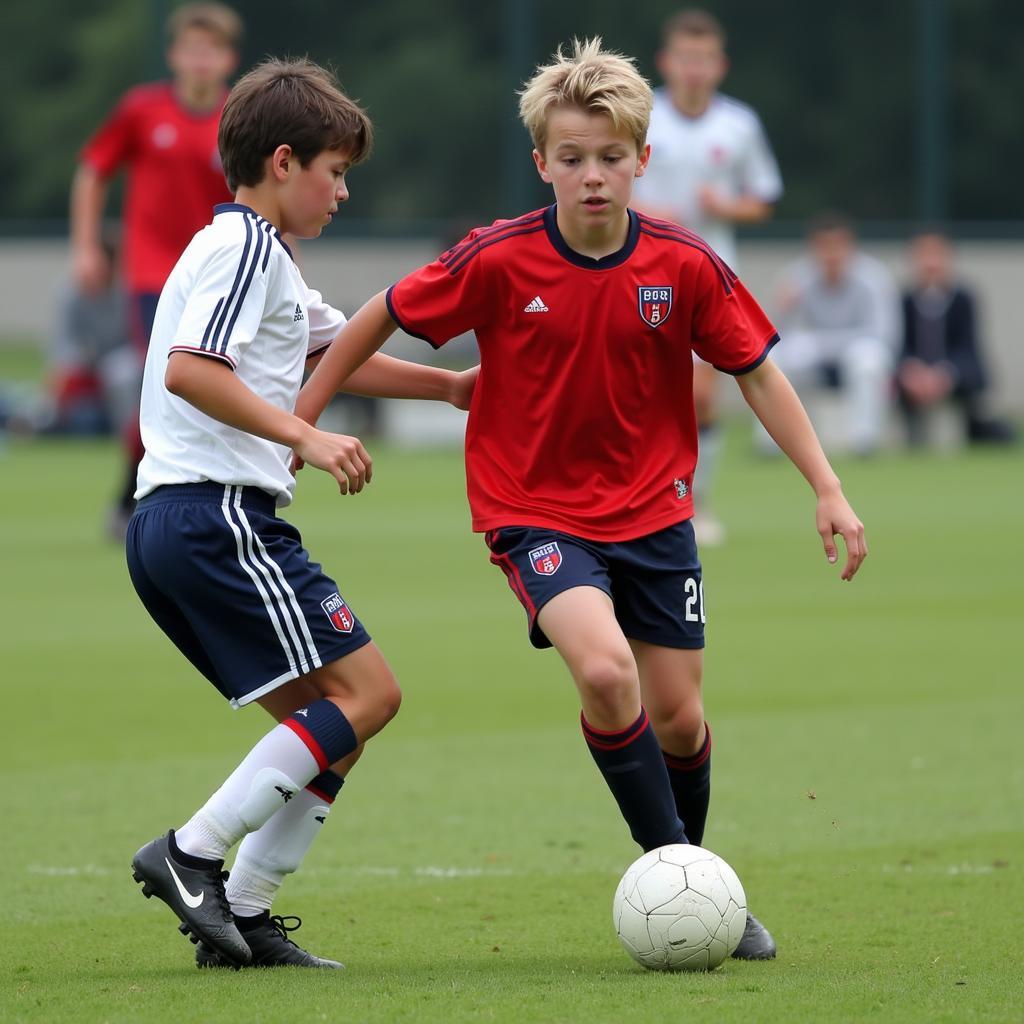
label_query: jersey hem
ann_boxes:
[168,344,237,369]
[471,507,694,544]
[386,284,442,349]
[714,331,780,376]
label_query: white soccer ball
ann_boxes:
[612,844,747,971]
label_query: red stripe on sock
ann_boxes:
[663,722,712,771]
[283,718,329,772]
[581,709,650,751]
[306,783,335,804]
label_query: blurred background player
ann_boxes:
[770,212,899,456]
[897,229,1016,448]
[633,8,782,544]
[69,2,242,536]
[44,234,137,438]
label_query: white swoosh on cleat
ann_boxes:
[164,858,205,908]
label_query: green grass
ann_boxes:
[2,434,1022,1023]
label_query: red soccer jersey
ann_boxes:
[387,205,779,542]
[80,82,232,293]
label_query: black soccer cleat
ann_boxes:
[731,911,777,960]
[131,830,251,966]
[195,912,343,969]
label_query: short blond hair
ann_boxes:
[518,37,653,155]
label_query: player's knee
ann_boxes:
[376,673,402,727]
[656,701,706,749]
[577,651,637,716]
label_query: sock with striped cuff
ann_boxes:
[175,700,356,861]
[662,722,712,847]
[581,707,685,852]
[227,769,344,917]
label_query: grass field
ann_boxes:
[2,433,1022,1023]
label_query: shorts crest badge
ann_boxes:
[638,286,673,329]
[321,592,355,633]
[529,542,562,576]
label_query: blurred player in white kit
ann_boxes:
[634,8,782,544]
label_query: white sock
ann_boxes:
[175,723,322,861]
[227,787,333,917]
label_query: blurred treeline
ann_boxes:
[1,0,1021,233]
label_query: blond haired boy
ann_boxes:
[297,39,867,961]
[127,58,474,969]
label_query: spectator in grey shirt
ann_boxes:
[771,213,899,454]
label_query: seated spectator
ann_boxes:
[897,230,1016,446]
[771,212,899,454]
[47,238,138,436]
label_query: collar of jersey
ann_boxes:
[543,204,640,270]
[214,203,293,260]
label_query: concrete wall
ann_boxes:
[3,236,1021,413]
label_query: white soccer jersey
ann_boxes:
[633,89,782,267]
[136,203,345,507]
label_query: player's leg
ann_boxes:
[538,587,685,852]
[631,642,711,846]
[612,520,775,960]
[486,527,683,852]
[128,486,378,963]
[691,358,726,546]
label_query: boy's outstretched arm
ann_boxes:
[165,352,371,495]
[736,358,867,580]
[341,355,478,411]
[297,291,397,425]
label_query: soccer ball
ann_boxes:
[612,844,747,971]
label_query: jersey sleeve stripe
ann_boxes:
[217,217,266,355]
[439,211,545,268]
[203,215,254,356]
[446,223,545,277]
[638,215,738,285]
[260,221,274,271]
[385,284,442,349]
[639,226,735,295]
[712,331,780,376]
[201,297,225,347]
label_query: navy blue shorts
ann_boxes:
[126,482,371,708]
[484,521,705,650]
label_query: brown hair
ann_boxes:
[661,9,726,47]
[518,37,653,155]
[166,3,243,49]
[218,58,374,192]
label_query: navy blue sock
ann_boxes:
[581,708,685,852]
[662,722,712,846]
[306,769,345,804]
[283,699,358,771]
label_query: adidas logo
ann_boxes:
[523,295,549,313]
[293,303,305,322]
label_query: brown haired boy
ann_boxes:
[127,58,474,970]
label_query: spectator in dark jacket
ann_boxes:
[897,231,1015,446]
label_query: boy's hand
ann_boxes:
[816,489,867,581]
[449,365,480,411]
[293,425,372,495]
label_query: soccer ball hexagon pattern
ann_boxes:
[612,844,747,971]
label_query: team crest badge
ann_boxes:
[321,592,355,633]
[638,286,674,328]
[529,542,562,576]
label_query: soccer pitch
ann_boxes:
[3,436,1021,1023]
